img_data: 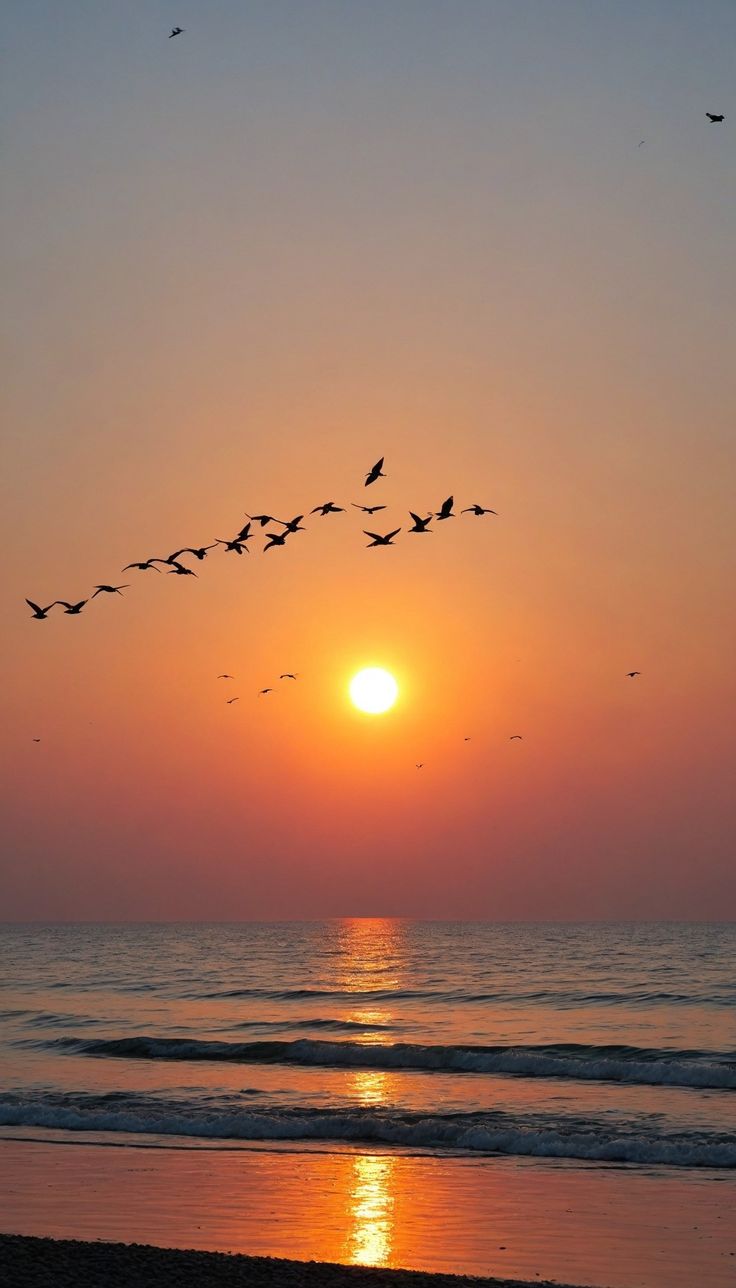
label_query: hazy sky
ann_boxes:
[2,1,734,920]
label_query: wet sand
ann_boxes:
[0,1234,575,1288]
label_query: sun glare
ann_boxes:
[349,668,398,715]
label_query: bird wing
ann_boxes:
[364,531,381,541]
[386,528,401,540]
[26,599,44,614]
[409,512,423,524]
[374,457,384,471]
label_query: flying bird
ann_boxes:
[169,27,184,38]
[218,674,235,680]
[464,737,472,742]
[461,504,497,516]
[435,496,455,520]
[123,560,162,572]
[91,584,129,598]
[233,523,253,542]
[167,563,197,576]
[408,512,432,533]
[279,515,305,534]
[352,503,386,514]
[32,738,41,743]
[638,140,645,147]
[25,599,59,620]
[263,531,288,551]
[226,697,240,705]
[258,688,274,696]
[365,457,386,487]
[311,502,345,516]
[279,673,298,680]
[706,113,725,122]
[626,671,641,678]
[416,764,424,769]
[216,538,247,555]
[509,735,523,741]
[247,514,277,527]
[364,528,401,547]
[58,600,87,615]
[167,544,217,562]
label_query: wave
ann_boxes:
[40,1034,736,1089]
[196,985,735,1007]
[0,1093,733,1168]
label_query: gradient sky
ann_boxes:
[2,1,735,920]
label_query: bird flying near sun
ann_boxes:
[349,668,398,714]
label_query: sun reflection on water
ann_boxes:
[345,1152,397,1267]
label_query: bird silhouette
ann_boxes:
[169,27,184,38]
[218,674,235,680]
[280,673,298,680]
[233,523,253,542]
[247,514,277,527]
[365,457,386,487]
[216,538,247,555]
[26,599,60,620]
[58,600,87,615]
[706,113,725,122]
[123,560,162,572]
[435,496,455,520]
[364,528,401,547]
[226,697,240,704]
[258,688,274,695]
[311,502,345,516]
[509,735,523,741]
[461,504,497,516]
[263,531,289,551]
[626,671,641,678]
[279,515,305,534]
[352,503,386,514]
[167,563,197,576]
[408,512,432,533]
[464,737,472,741]
[91,584,129,598]
[638,140,645,147]
[32,738,41,743]
[168,544,217,562]
[416,763,424,769]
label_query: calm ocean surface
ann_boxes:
[1,921,734,1168]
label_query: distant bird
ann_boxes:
[509,735,523,741]
[461,504,497,516]
[233,523,253,543]
[279,515,305,534]
[416,763,424,769]
[218,674,235,680]
[32,738,41,743]
[408,512,432,533]
[435,496,455,520]
[352,503,386,514]
[365,457,386,487]
[311,502,345,516]
[364,528,401,547]
[167,563,197,576]
[91,584,129,598]
[626,671,641,678]
[247,514,277,527]
[216,538,247,555]
[167,544,217,562]
[226,697,240,704]
[706,113,725,123]
[263,531,288,551]
[25,599,59,620]
[169,27,184,39]
[123,560,162,572]
[258,688,274,696]
[58,600,87,615]
[638,140,645,147]
[464,737,472,742]
[279,673,298,680]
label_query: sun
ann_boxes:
[349,668,399,715]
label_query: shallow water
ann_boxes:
[1,921,734,1284]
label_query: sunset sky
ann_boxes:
[2,1,734,920]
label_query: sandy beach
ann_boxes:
[0,1234,578,1288]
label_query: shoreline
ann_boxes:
[0,1234,581,1288]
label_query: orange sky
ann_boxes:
[2,2,735,919]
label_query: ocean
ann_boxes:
[1,921,734,1285]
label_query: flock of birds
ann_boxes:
[25,457,499,621]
